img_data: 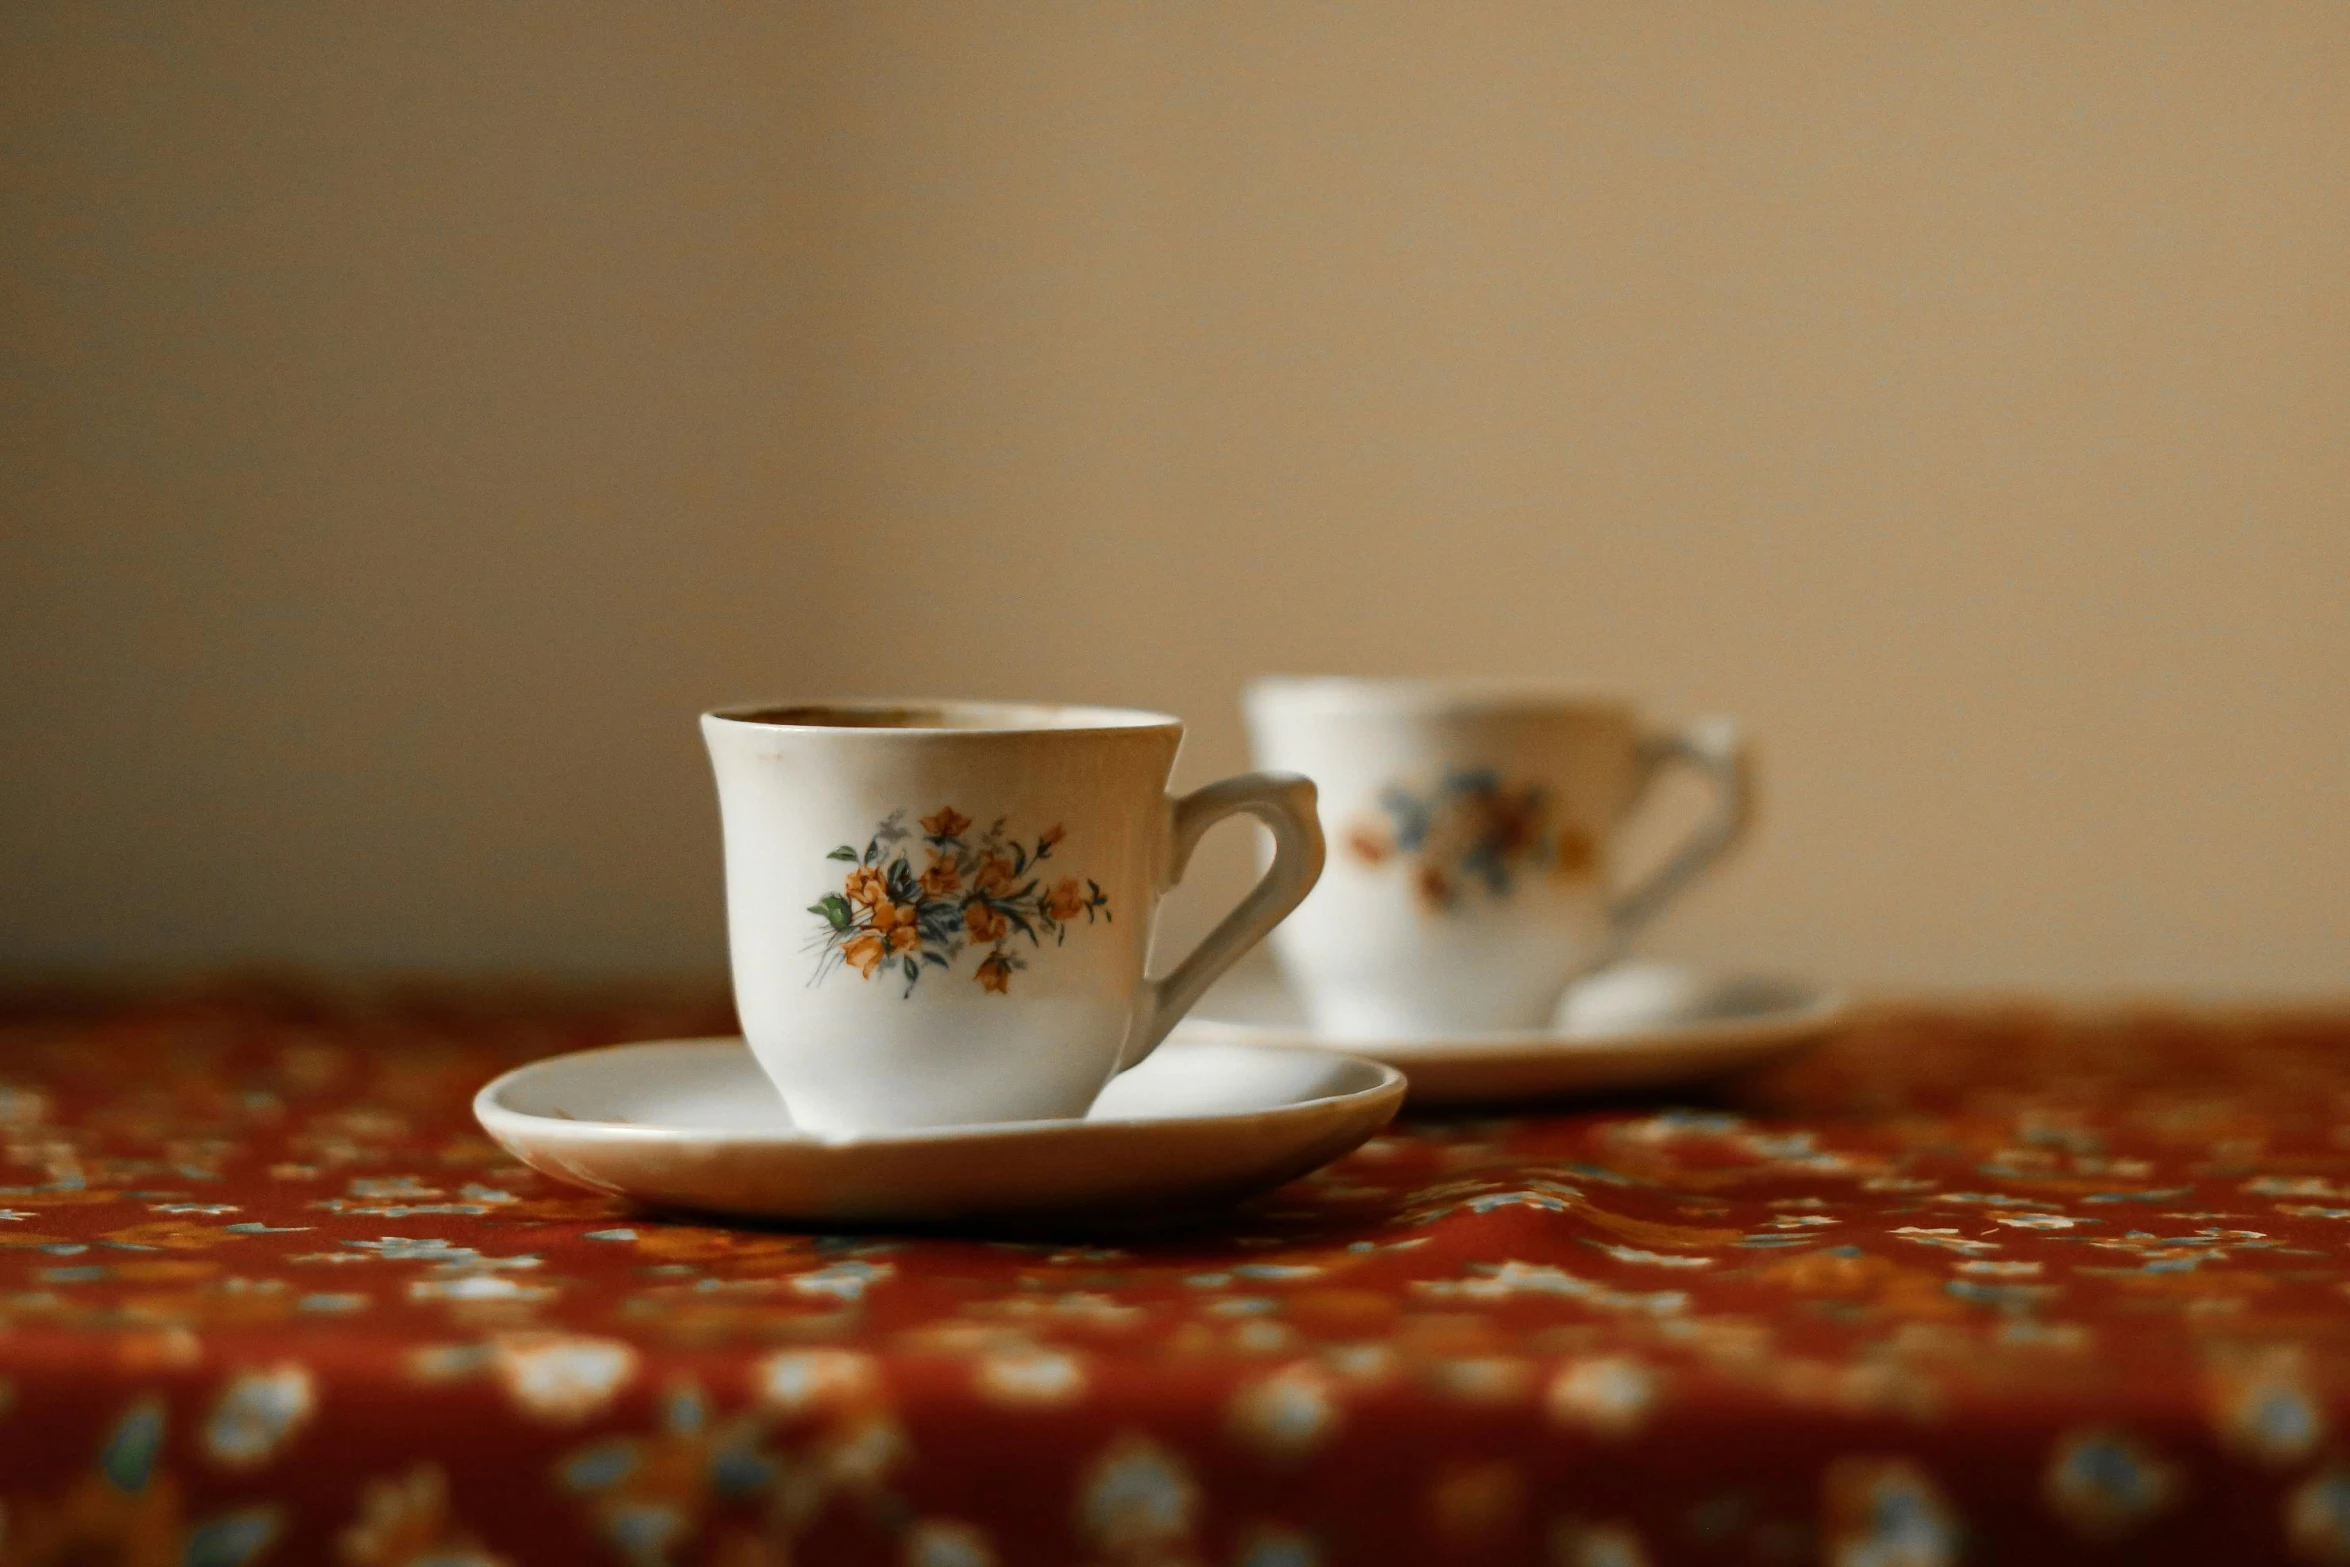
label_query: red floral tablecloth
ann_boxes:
[2,985,2349,1566]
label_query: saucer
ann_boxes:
[473,1037,1404,1225]
[1176,962,1845,1105]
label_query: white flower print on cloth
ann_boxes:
[1079,1432,1200,1556]
[753,1348,878,1416]
[2204,1345,2326,1465]
[1414,1260,1690,1316]
[973,1344,1088,1408]
[340,1464,513,1567]
[2043,1427,2179,1538]
[1229,1362,1341,1461]
[1887,1228,2002,1257]
[1822,1456,1958,1567]
[788,1259,894,1301]
[815,1413,910,1491]
[409,1274,557,1304]
[202,1363,315,1470]
[555,1381,785,1564]
[1321,1343,1396,1385]
[1546,1356,1660,1437]
[1591,1244,1715,1269]
[491,1333,639,1425]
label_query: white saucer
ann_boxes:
[474,1037,1404,1225]
[1176,962,1845,1105]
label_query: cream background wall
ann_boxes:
[4,4,2346,992]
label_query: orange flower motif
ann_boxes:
[1553,824,1596,877]
[1045,879,1087,922]
[859,899,920,959]
[870,900,920,953]
[817,810,1109,995]
[1416,865,1452,909]
[1347,823,1392,865]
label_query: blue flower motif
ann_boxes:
[2045,1429,2177,1536]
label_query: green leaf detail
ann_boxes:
[184,1508,283,1567]
[809,894,852,931]
[827,846,861,862]
[101,1398,165,1493]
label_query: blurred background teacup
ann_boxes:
[1244,678,1753,1039]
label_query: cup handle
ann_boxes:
[1126,772,1326,1071]
[1604,717,1755,951]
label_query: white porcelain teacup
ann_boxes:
[703,701,1324,1134]
[1244,677,1752,1040]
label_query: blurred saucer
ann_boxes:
[1176,962,1844,1105]
[475,1037,1403,1226]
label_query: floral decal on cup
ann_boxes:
[808,807,1112,997]
[1346,768,1595,911]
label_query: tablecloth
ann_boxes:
[1,983,2348,1566]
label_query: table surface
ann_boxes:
[0,984,2346,1567]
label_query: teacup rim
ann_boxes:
[1244,674,1638,717]
[703,699,1183,736]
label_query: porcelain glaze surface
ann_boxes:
[473,1037,1404,1223]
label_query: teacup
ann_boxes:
[703,701,1324,1134]
[1243,678,1752,1039]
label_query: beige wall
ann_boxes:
[4,4,2346,994]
